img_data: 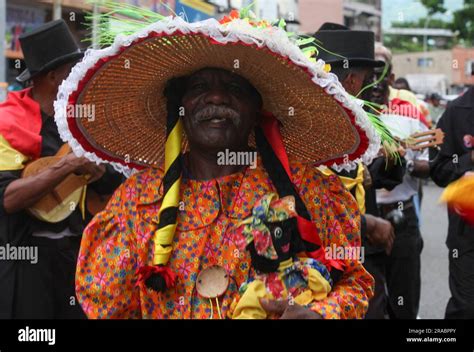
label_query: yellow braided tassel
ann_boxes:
[153,118,183,266]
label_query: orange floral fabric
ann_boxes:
[76,160,374,319]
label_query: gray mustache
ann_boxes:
[194,105,240,123]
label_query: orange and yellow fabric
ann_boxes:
[228,193,333,319]
[76,159,374,319]
[440,173,474,225]
[231,258,332,319]
[320,162,366,214]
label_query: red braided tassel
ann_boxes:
[136,265,177,290]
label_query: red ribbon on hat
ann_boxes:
[259,111,344,272]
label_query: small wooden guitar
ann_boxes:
[396,128,445,151]
[22,144,112,223]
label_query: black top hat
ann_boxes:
[313,22,384,68]
[17,19,84,82]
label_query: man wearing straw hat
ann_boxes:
[57,7,386,319]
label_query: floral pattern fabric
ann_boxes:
[76,160,374,319]
[240,257,333,301]
[235,193,297,260]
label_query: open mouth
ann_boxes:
[197,116,234,129]
[209,118,232,127]
[195,105,239,126]
[208,117,227,123]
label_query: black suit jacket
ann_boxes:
[430,87,474,250]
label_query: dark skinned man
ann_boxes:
[57,11,384,319]
[0,20,122,318]
[430,86,474,319]
[73,66,376,319]
[313,23,404,319]
[373,43,431,319]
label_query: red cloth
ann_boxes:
[389,98,430,128]
[0,88,42,159]
[135,265,177,289]
[452,207,474,226]
[260,112,344,272]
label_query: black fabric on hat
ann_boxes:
[313,22,384,68]
[318,22,349,31]
[17,19,83,82]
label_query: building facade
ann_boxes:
[392,50,452,94]
[452,46,474,87]
[4,0,95,87]
[392,47,474,94]
[298,0,343,34]
[344,0,381,41]
[298,0,381,37]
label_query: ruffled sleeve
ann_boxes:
[295,164,375,319]
[75,176,141,319]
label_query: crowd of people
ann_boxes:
[0,8,472,320]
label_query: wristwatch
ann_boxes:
[406,159,415,175]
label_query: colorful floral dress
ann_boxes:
[76,160,374,319]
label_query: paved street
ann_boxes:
[418,181,451,319]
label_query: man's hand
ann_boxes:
[378,145,406,159]
[378,146,406,170]
[259,299,323,319]
[4,154,104,214]
[365,214,395,255]
[63,154,106,184]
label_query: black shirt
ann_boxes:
[338,157,404,255]
[0,111,123,318]
[0,111,124,240]
[430,87,474,250]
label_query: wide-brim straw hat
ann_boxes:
[54,15,380,176]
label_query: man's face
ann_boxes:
[32,61,77,116]
[181,68,261,152]
[351,68,373,95]
[50,62,76,93]
[371,56,393,106]
[358,68,378,102]
[347,67,372,97]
